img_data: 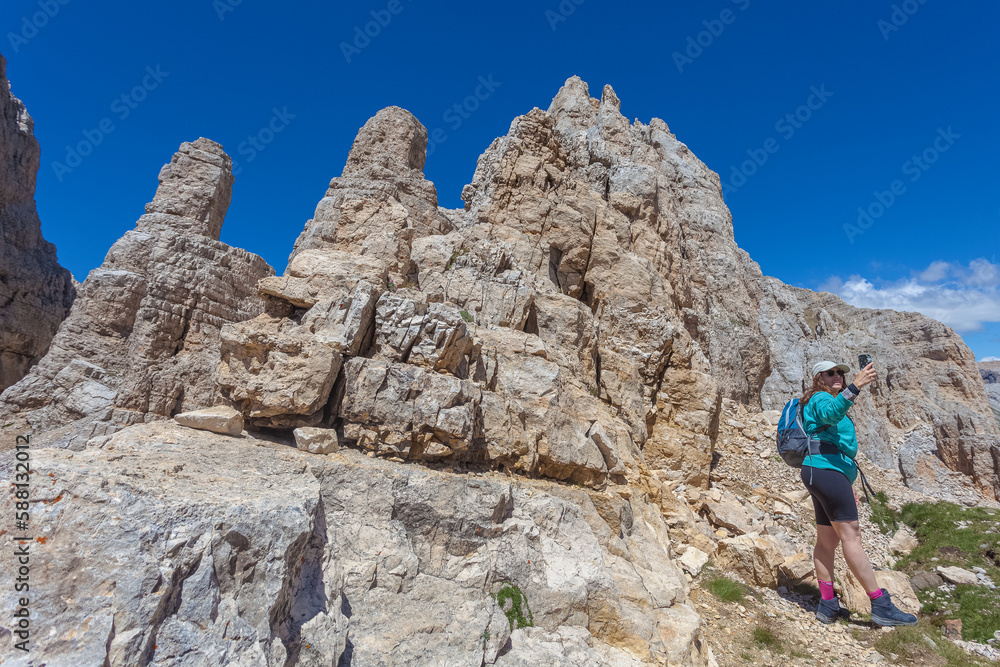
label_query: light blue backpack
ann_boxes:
[775,398,828,468]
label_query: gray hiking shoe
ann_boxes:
[816,596,850,624]
[869,589,917,626]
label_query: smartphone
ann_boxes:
[858,353,872,369]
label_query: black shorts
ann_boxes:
[801,466,858,525]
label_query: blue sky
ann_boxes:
[4,0,999,359]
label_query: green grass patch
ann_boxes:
[897,502,999,569]
[494,583,533,631]
[872,619,993,666]
[703,575,746,603]
[893,501,1000,642]
[459,309,474,323]
[868,490,899,535]
[951,585,1000,643]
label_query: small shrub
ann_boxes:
[495,583,533,630]
[459,309,473,323]
[704,575,745,603]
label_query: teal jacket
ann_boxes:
[802,391,858,483]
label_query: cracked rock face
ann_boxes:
[0,422,701,666]
[0,138,273,448]
[0,52,76,392]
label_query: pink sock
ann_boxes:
[818,579,835,601]
[867,589,884,600]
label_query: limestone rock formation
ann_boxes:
[5,74,1000,666]
[222,77,998,499]
[0,422,704,666]
[0,138,273,448]
[0,52,75,391]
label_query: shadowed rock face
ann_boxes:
[980,360,1000,416]
[0,52,76,391]
[0,138,274,448]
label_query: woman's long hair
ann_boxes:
[801,374,836,406]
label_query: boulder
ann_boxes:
[716,533,788,588]
[0,422,707,666]
[888,525,919,556]
[217,315,342,428]
[173,405,243,435]
[373,293,474,375]
[778,552,817,589]
[0,422,329,666]
[677,546,709,576]
[910,570,944,591]
[701,490,764,535]
[339,357,482,460]
[293,426,339,454]
[937,566,978,586]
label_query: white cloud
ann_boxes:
[980,356,1000,362]
[822,259,1000,333]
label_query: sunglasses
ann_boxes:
[824,369,846,378]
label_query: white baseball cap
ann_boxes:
[811,360,850,377]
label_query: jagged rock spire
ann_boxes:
[138,137,235,241]
[0,51,76,391]
[0,138,272,447]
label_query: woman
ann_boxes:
[800,360,917,626]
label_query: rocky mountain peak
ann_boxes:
[138,137,235,241]
[546,75,598,130]
[342,105,428,177]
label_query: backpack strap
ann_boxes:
[795,402,830,485]
[856,462,878,504]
